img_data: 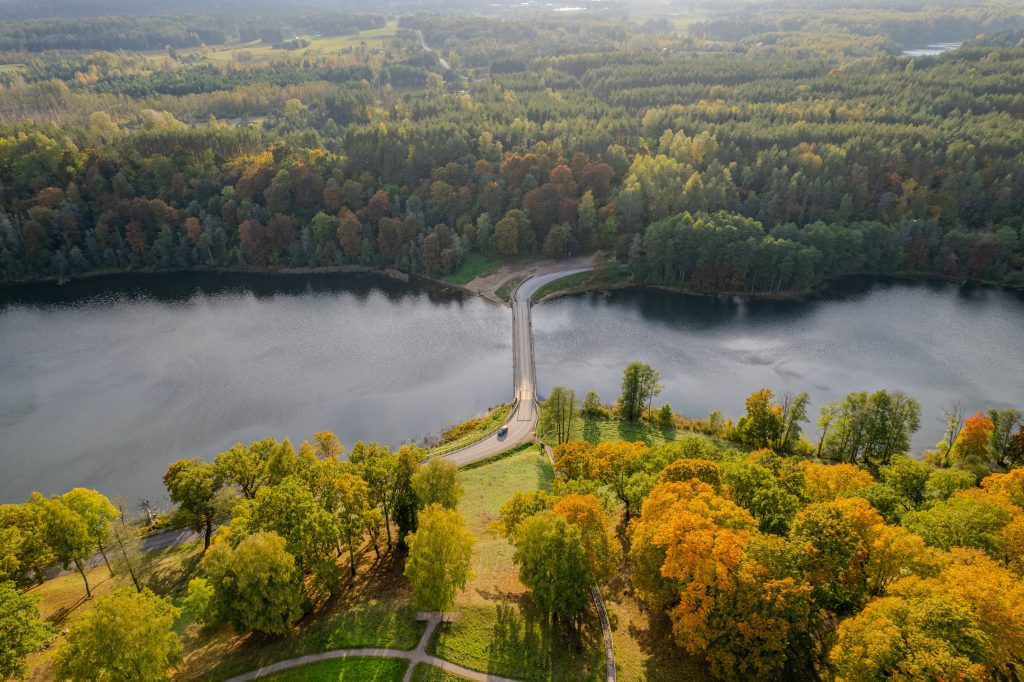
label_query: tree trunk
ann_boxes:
[98,542,114,577]
[203,517,212,552]
[349,549,357,577]
[384,509,393,547]
[74,558,92,599]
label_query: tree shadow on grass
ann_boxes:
[628,607,709,682]
[485,596,603,681]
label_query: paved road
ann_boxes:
[224,612,521,682]
[444,268,591,467]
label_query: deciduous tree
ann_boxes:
[163,459,225,551]
[196,531,304,635]
[513,512,591,623]
[411,458,462,510]
[403,505,474,614]
[0,581,52,680]
[54,588,180,681]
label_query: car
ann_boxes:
[497,425,508,437]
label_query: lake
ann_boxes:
[0,272,510,504]
[2,272,1022,505]
[902,41,963,57]
[535,277,1024,453]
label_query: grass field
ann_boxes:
[427,404,512,458]
[540,415,680,448]
[262,657,408,681]
[429,446,606,681]
[444,253,503,286]
[200,22,399,64]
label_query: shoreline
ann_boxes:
[532,269,1024,305]
[1,261,1021,306]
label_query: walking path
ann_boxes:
[223,613,520,682]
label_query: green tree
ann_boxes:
[988,408,1022,468]
[199,531,305,634]
[513,512,591,623]
[61,488,118,577]
[0,581,52,680]
[54,588,180,681]
[33,494,94,599]
[619,361,661,422]
[162,459,225,551]
[232,476,338,589]
[926,468,977,501]
[820,391,921,467]
[403,504,474,614]
[541,386,577,444]
[355,442,398,547]
[658,403,675,428]
[334,473,371,576]
[739,389,783,449]
[880,456,933,510]
[582,390,604,418]
[0,503,53,585]
[412,458,462,510]
[214,440,277,499]
[392,446,423,546]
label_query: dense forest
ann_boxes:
[1,4,1023,294]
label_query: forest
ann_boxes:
[0,3,1023,294]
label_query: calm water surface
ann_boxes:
[3,273,1022,505]
[0,272,511,504]
[535,278,1024,452]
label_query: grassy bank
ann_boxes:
[532,269,631,302]
[427,404,512,458]
[495,275,527,302]
[444,254,503,286]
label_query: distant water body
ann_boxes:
[902,42,963,56]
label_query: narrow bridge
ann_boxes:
[444,268,590,467]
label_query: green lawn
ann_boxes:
[540,415,680,447]
[261,657,408,681]
[444,253,503,286]
[430,601,606,682]
[191,596,424,681]
[410,664,471,681]
[426,446,605,680]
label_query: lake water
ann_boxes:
[0,272,510,504]
[902,42,963,57]
[2,273,1022,505]
[534,278,1024,453]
